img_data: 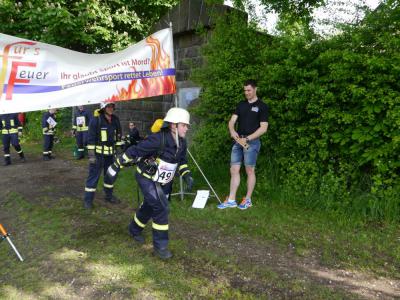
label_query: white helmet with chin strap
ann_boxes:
[163,107,190,125]
[99,101,115,110]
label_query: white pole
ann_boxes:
[4,236,24,262]
[170,21,184,200]
[173,94,185,201]
[187,149,222,204]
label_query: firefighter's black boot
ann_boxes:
[128,221,145,244]
[77,150,84,160]
[83,199,93,209]
[3,156,11,166]
[19,152,26,162]
[43,154,51,161]
[133,234,145,244]
[104,195,120,204]
[153,247,173,260]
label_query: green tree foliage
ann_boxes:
[192,2,400,220]
[229,0,324,23]
[0,0,178,53]
[23,109,72,140]
[0,0,178,139]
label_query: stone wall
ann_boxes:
[112,0,245,136]
[114,96,173,136]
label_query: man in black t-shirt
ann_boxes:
[218,79,269,210]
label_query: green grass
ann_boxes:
[0,141,399,299]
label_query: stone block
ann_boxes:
[185,46,200,58]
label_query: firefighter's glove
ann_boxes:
[183,173,194,192]
[88,150,96,164]
[105,163,120,184]
[115,153,135,168]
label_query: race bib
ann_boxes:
[47,117,57,127]
[76,116,85,126]
[153,158,177,184]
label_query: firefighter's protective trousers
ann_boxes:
[76,131,88,157]
[84,154,115,204]
[43,135,54,157]
[2,134,22,157]
[129,172,170,250]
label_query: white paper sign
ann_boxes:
[192,190,210,209]
[47,117,57,127]
[76,116,85,126]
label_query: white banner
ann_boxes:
[0,28,176,114]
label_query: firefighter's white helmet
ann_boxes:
[99,101,115,110]
[163,107,190,125]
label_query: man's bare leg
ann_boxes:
[245,166,256,199]
[229,165,241,200]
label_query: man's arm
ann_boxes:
[246,122,268,141]
[228,114,239,140]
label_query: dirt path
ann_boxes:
[0,152,399,299]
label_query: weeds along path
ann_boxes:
[0,152,399,299]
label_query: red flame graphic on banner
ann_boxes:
[104,35,176,103]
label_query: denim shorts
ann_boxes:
[231,138,261,167]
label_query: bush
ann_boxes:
[24,108,72,140]
[191,4,400,221]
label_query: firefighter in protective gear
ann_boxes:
[42,109,57,161]
[83,101,123,209]
[72,106,91,159]
[0,113,26,165]
[106,107,194,260]
[122,121,142,151]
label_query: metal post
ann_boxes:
[187,149,222,204]
[0,224,24,262]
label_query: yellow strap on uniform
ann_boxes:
[95,145,113,154]
[134,214,146,228]
[77,126,88,132]
[152,222,169,231]
[101,130,107,142]
[181,170,190,176]
[136,167,152,179]
[179,164,188,171]
[2,129,18,134]
[103,183,114,189]
[123,153,131,162]
[85,187,96,192]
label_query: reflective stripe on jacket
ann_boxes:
[0,113,22,134]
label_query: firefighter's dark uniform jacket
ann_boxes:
[42,111,56,158]
[123,127,141,151]
[0,113,24,163]
[124,129,191,251]
[84,112,122,205]
[72,109,91,157]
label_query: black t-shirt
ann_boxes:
[234,99,269,136]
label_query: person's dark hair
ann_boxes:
[244,79,257,88]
